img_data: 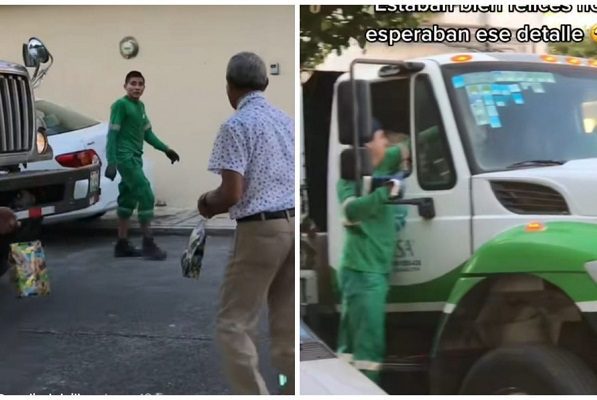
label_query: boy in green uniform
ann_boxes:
[337,121,409,383]
[105,71,180,260]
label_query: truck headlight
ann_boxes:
[36,129,48,154]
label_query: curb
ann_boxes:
[146,226,234,237]
[44,223,235,237]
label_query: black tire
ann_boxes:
[460,345,597,394]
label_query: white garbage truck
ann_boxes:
[301,52,597,394]
[0,38,100,276]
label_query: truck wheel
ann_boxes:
[460,345,597,394]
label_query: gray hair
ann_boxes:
[226,52,268,91]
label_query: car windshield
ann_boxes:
[442,62,597,173]
[35,100,100,136]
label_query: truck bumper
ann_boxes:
[0,164,101,220]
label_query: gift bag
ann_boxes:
[10,240,50,297]
[180,217,207,279]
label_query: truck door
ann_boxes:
[386,70,472,312]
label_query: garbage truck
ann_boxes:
[0,38,100,276]
[301,52,597,394]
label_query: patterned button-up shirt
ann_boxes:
[208,91,294,219]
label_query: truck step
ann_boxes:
[382,355,429,372]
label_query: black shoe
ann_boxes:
[142,237,167,261]
[114,239,142,257]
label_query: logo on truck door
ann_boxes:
[394,239,422,272]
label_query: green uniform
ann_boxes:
[337,145,405,382]
[106,96,169,223]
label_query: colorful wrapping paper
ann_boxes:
[10,241,50,297]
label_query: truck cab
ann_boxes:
[0,38,100,275]
[302,53,597,394]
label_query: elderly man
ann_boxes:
[198,52,294,395]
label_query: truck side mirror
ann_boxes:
[22,44,35,67]
[23,37,50,67]
[337,80,373,145]
[340,148,372,180]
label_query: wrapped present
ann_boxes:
[180,217,207,279]
[10,241,50,297]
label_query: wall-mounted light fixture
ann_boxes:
[119,36,139,59]
[270,63,280,75]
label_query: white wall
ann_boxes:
[0,5,295,207]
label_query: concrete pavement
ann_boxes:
[0,233,277,395]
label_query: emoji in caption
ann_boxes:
[591,24,597,44]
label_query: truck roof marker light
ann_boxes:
[567,57,582,66]
[541,55,558,63]
[451,54,472,63]
[525,221,546,232]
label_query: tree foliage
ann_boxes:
[549,28,597,58]
[300,5,423,69]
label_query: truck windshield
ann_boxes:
[442,62,597,173]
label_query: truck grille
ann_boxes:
[0,73,32,153]
[491,181,570,215]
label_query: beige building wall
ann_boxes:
[0,5,295,208]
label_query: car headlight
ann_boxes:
[36,128,48,154]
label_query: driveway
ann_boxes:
[0,230,276,395]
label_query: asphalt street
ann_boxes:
[0,230,277,395]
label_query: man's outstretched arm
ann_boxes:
[144,126,180,163]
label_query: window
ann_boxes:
[35,100,100,136]
[414,74,456,190]
[370,78,410,137]
[443,63,597,173]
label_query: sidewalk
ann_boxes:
[79,207,236,236]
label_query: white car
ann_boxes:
[25,99,153,223]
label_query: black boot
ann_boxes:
[114,239,142,257]
[142,237,167,261]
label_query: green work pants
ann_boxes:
[116,157,154,224]
[337,268,389,383]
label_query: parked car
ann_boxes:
[25,99,153,223]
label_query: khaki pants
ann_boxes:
[216,217,295,395]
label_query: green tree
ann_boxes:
[300,5,424,69]
[549,28,597,58]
